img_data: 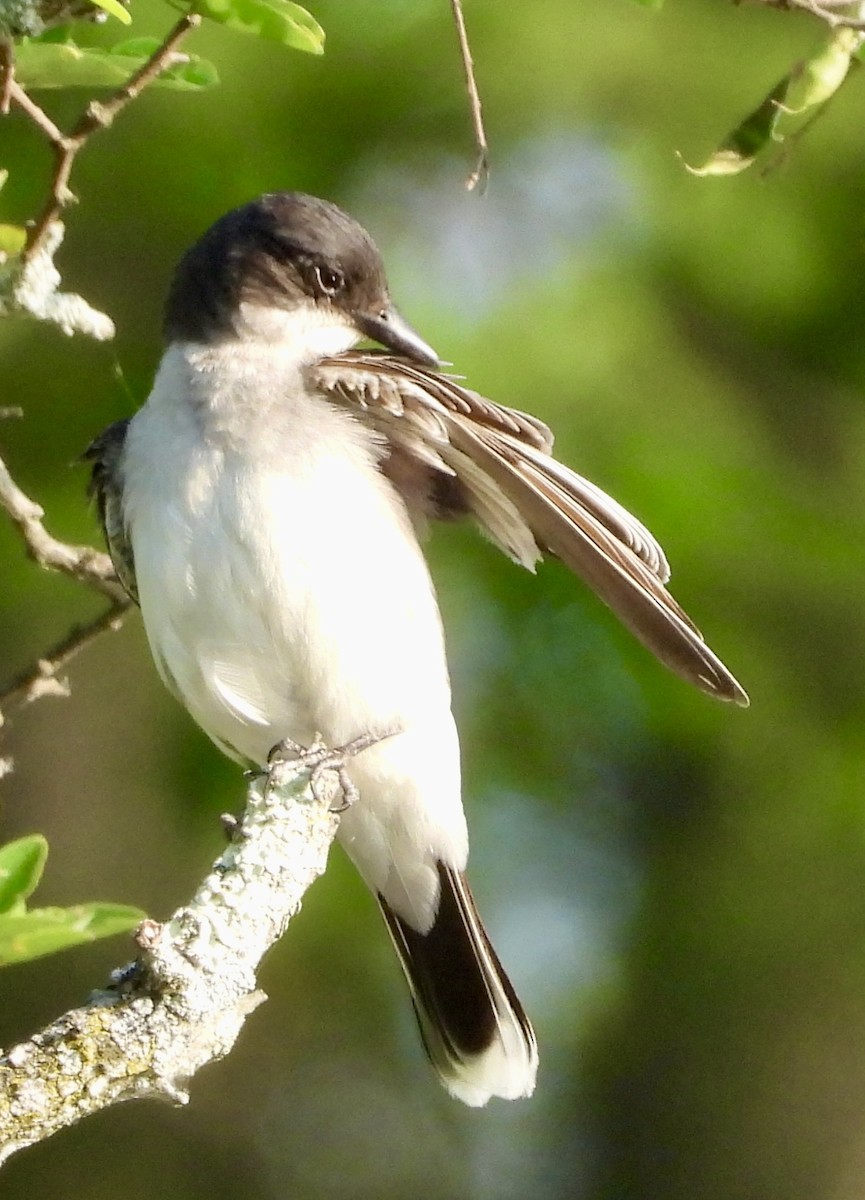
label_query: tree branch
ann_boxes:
[0,219,115,337]
[1,10,201,337]
[755,0,865,28]
[0,40,14,115]
[0,436,129,775]
[0,598,130,723]
[14,10,202,264]
[0,446,123,599]
[0,742,345,1164]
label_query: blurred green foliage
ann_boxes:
[2,0,865,1197]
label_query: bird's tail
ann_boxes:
[378,862,537,1106]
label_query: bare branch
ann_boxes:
[0,430,128,770]
[0,40,13,116]
[0,741,347,1164]
[6,78,65,145]
[0,447,123,598]
[0,599,131,721]
[751,0,865,28]
[449,0,489,193]
[16,11,202,263]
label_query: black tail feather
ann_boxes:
[379,862,537,1106]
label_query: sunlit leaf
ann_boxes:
[15,39,219,90]
[0,225,24,259]
[0,835,144,966]
[684,29,862,178]
[193,0,325,54]
[630,0,664,7]
[0,835,48,913]
[89,0,132,25]
[683,78,787,177]
[783,29,860,114]
[111,37,221,89]
[111,35,162,55]
[0,902,144,966]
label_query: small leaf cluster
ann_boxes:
[12,0,324,93]
[687,28,863,176]
[631,0,863,175]
[0,835,144,967]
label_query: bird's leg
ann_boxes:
[263,729,400,812]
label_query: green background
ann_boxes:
[3,1,865,1196]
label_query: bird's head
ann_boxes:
[164,191,439,367]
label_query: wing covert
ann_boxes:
[83,419,138,605]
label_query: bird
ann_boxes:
[86,191,747,1108]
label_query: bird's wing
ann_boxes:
[313,352,747,706]
[83,419,139,605]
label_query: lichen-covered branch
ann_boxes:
[0,9,200,338]
[0,744,344,1165]
[0,220,115,338]
[0,0,119,40]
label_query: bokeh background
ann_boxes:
[3,0,865,1196]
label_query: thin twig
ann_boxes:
[0,449,122,597]
[449,0,489,192]
[0,599,131,720]
[0,41,13,116]
[754,0,865,26]
[15,11,202,262]
[6,78,64,143]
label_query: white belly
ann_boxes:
[120,345,466,928]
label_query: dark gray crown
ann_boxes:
[164,192,390,344]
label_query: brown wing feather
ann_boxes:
[313,352,748,706]
[445,419,746,702]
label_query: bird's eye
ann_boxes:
[314,265,344,297]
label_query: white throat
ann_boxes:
[235,300,360,361]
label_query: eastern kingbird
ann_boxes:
[87,192,747,1107]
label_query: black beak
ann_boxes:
[355,304,440,367]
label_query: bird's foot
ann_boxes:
[264,730,399,812]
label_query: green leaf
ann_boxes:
[0,836,48,913]
[783,29,859,115]
[15,39,219,90]
[111,35,163,55]
[683,78,787,177]
[33,25,78,43]
[110,37,221,89]
[89,0,132,25]
[193,0,325,54]
[0,224,28,257]
[0,903,144,966]
[630,0,664,7]
[684,30,862,178]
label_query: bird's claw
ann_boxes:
[264,730,399,812]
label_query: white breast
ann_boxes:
[121,340,467,926]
